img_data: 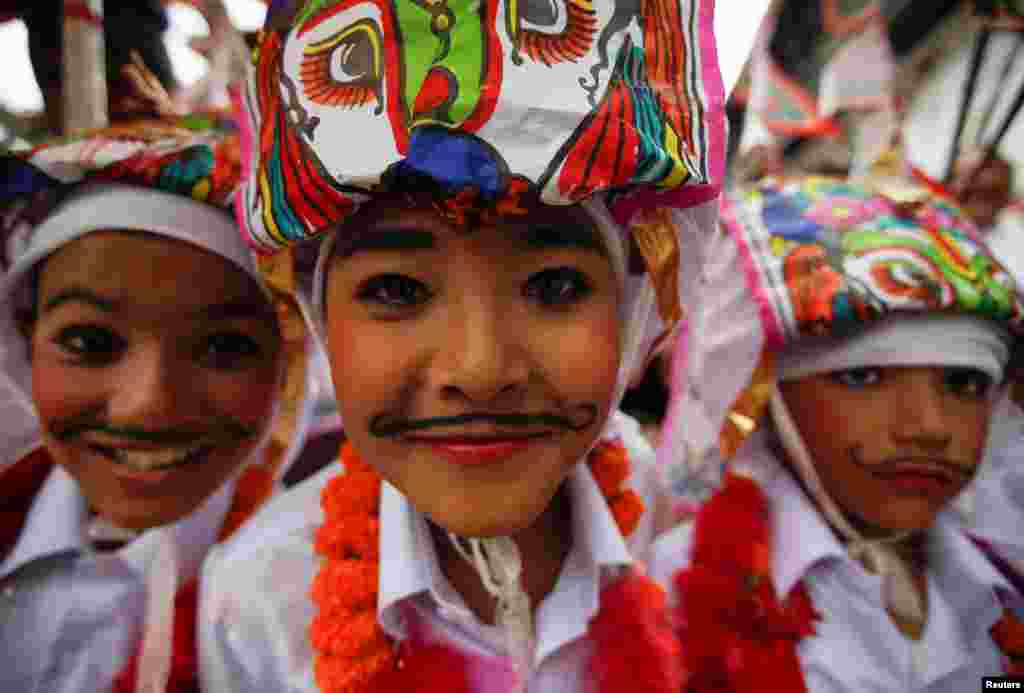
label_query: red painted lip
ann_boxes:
[871,463,964,495]
[409,434,550,466]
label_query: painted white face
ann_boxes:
[239,0,717,251]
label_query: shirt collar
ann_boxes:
[744,432,1016,632]
[929,511,1015,633]
[0,463,234,584]
[735,433,847,600]
[0,465,87,578]
[117,475,235,583]
[377,461,635,657]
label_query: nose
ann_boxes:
[106,343,197,428]
[890,370,953,450]
[429,291,532,407]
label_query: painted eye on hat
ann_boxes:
[301,21,383,111]
[511,0,596,66]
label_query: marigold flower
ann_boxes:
[311,609,390,658]
[589,441,631,497]
[610,489,645,537]
[315,515,380,561]
[311,560,378,610]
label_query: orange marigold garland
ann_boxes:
[311,438,680,693]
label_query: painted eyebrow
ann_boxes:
[43,288,117,314]
[334,228,437,260]
[43,288,271,322]
[518,224,608,257]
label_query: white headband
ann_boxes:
[5,184,260,296]
[777,314,1012,385]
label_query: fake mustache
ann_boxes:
[369,404,599,438]
[48,413,255,447]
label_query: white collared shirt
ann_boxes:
[650,439,1018,693]
[199,412,665,692]
[0,465,234,693]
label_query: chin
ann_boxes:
[93,501,188,532]
[863,503,944,536]
[427,509,535,539]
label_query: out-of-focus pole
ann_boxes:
[62,0,107,134]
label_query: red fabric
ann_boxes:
[377,642,475,693]
[588,572,684,693]
[674,473,819,693]
[111,580,200,693]
[0,448,53,564]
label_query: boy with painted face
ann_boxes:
[199,0,724,690]
[0,121,303,693]
[651,175,1024,691]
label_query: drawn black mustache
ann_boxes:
[369,405,599,438]
[49,413,255,446]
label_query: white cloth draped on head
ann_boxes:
[0,182,282,693]
[777,314,1011,385]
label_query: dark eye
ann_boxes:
[831,367,882,388]
[54,325,125,365]
[944,367,993,399]
[199,332,266,370]
[523,267,593,308]
[356,274,433,311]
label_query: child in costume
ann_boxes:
[0,119,314,693]
[651,174,1024,691]
[199,0,724,690]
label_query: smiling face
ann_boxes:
[28,231,283,531]
[323,199,620,537]
[779,365,995,534]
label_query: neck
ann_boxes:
[431,485,573,626]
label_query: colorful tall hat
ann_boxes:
[236,0,725,251]
[660,174,1024,491]
[725,175,1023,348]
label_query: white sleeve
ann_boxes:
[198,544,264,692]
[198,537,321,693]
[647,520,696,604]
